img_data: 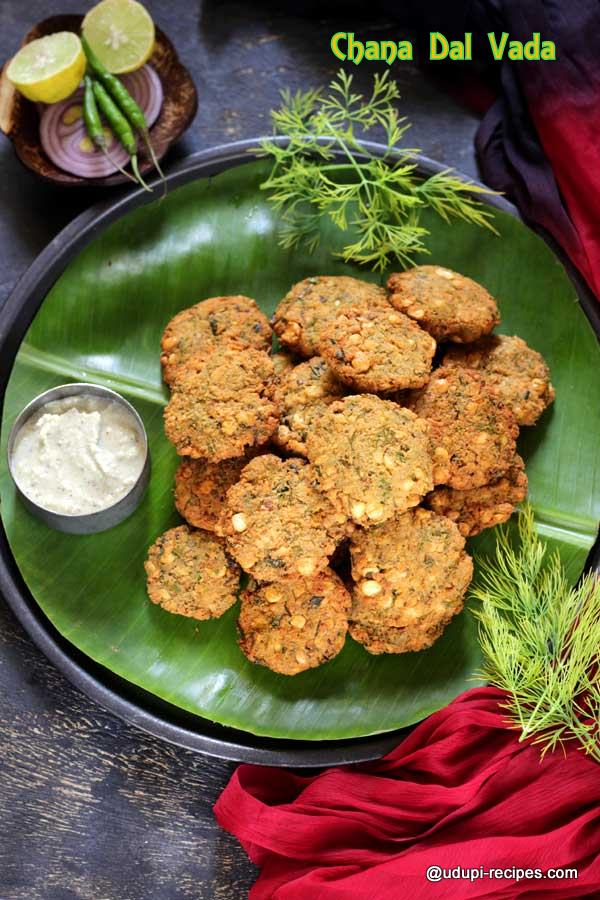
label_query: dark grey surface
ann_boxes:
[0,2,479,897]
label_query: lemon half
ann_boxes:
[82,0,156,75]
[6,32,85,104]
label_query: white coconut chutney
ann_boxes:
[11,394,145,516]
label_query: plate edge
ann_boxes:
[1,139,599,766]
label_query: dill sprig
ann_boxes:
[472,505,600,762]
[259,69,497,271]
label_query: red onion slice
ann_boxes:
[39,65,163,179]
[40,88,129,177]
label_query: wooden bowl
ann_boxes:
[0,15,198,187]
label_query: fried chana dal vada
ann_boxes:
[270,349,297,377]
[425,453,528,537]
[387,265,500,343]
[349,618,450,655]
[175,455,255,532]
[220,454,348,582]
[319,305,436,392]
[272,275,389,357]
[273,356,346,456]
[349,507,473,631]
[443,334,555,426]
[305,395,444,527]
[163,347,279,461]
[238,570,351,675]
[161,295,272,385]
[405,365,518,490]
[145,525,240,620]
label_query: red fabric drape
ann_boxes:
[474,0,600,300]
[215,687,600,898]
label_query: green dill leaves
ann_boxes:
[472,505,600,762]
[259,69,497,271]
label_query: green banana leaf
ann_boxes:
[1,159,598,740]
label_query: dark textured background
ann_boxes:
[0,3,479,897]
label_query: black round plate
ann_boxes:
[1,140,599,766]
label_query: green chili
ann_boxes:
[82,34,165,188]
[83,75,103,147]
[83,75,135,183]
[91,79,151,191]
[83,37,146,129]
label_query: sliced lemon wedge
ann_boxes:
[6,32,85,104]
[82,0,156,75]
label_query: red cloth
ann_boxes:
[214,687,600,899]
[523,86,600,300]
[473,0,600,301]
